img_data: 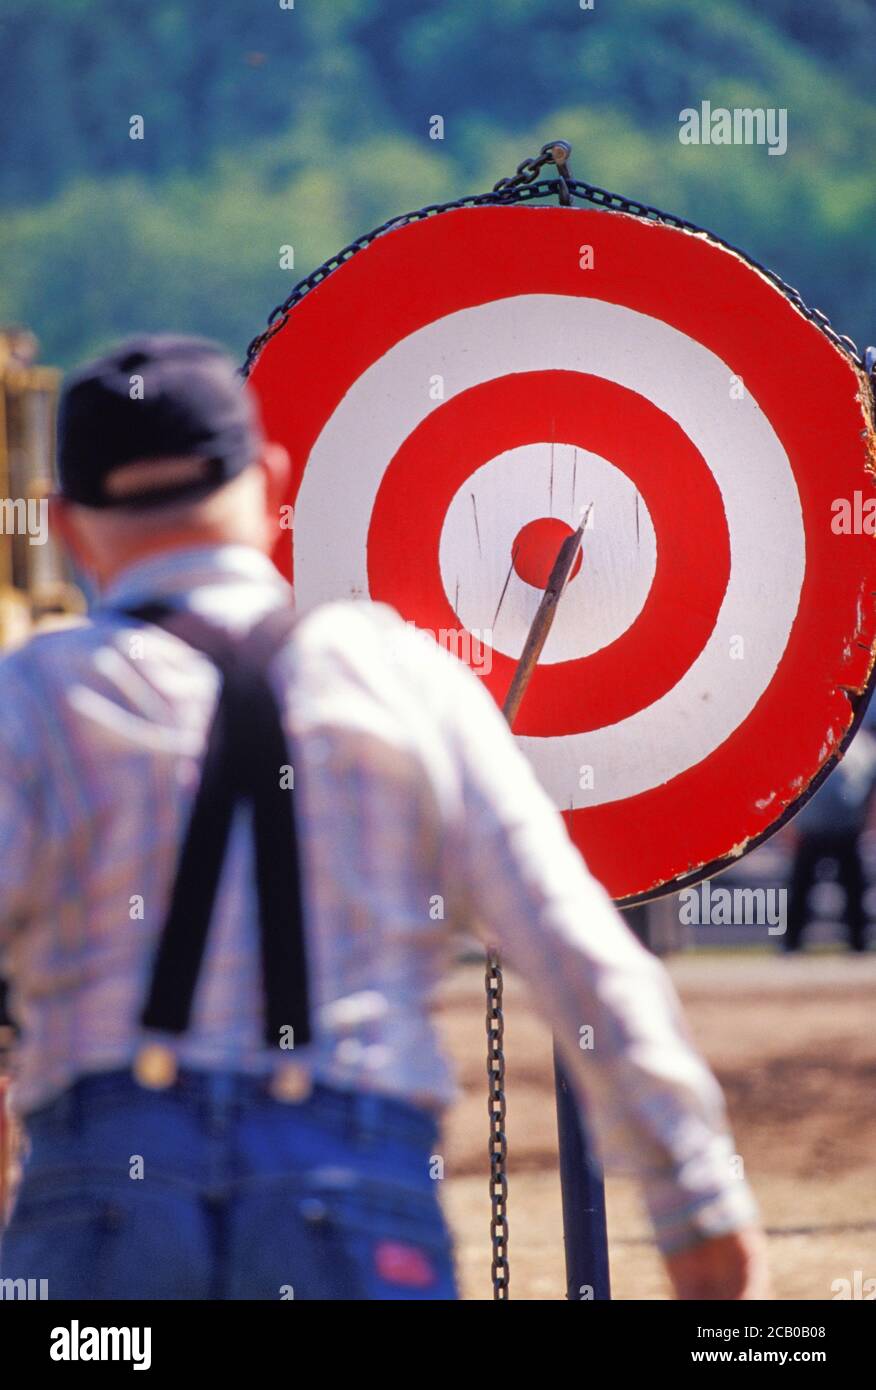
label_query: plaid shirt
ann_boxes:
[0,544,757,1252]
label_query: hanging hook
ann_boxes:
[548,141,572,206]
[492,139,573,201]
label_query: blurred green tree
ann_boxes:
[0,0,872,366]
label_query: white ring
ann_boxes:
[293,295,805,807]
[439,442,658,664]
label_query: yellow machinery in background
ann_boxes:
[0,327,84,653]
[0,327,85,1219]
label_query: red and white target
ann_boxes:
[249,205,876,901]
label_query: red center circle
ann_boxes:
[367,370,730,736]
[512,517,584,590]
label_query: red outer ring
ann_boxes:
[366,370,730,735]
[250,205,876,901]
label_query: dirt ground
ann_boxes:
[436,950,876,1301]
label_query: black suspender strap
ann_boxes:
[124,601,311,1050]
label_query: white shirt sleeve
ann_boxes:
[424,636,759,1254]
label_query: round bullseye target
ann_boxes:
[248,205,876,903]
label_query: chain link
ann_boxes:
[243,146,864,377]
[243,180,557,375]
[485,948,509,1300]
[565,177,862,361]
[492,140,571,198]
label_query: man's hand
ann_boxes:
[665,1226,770,1300]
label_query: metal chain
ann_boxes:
[565,177,862,362]
[485,948,509,1299]
[243,179,557,375]
[492,139,572,203]
[243,143,864,376]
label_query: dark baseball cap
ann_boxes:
[57,334,262,509]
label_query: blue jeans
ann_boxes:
[1,1070,458,1300]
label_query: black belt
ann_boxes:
[123,601,311,1051]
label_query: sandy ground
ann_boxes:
[436,951,876,1301]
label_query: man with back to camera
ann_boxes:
[0,335,768,1299]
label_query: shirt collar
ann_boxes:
[97,543,291,613]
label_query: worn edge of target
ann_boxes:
[245,201,876,906]
[624,286,876,905]
[606,244,876,903]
